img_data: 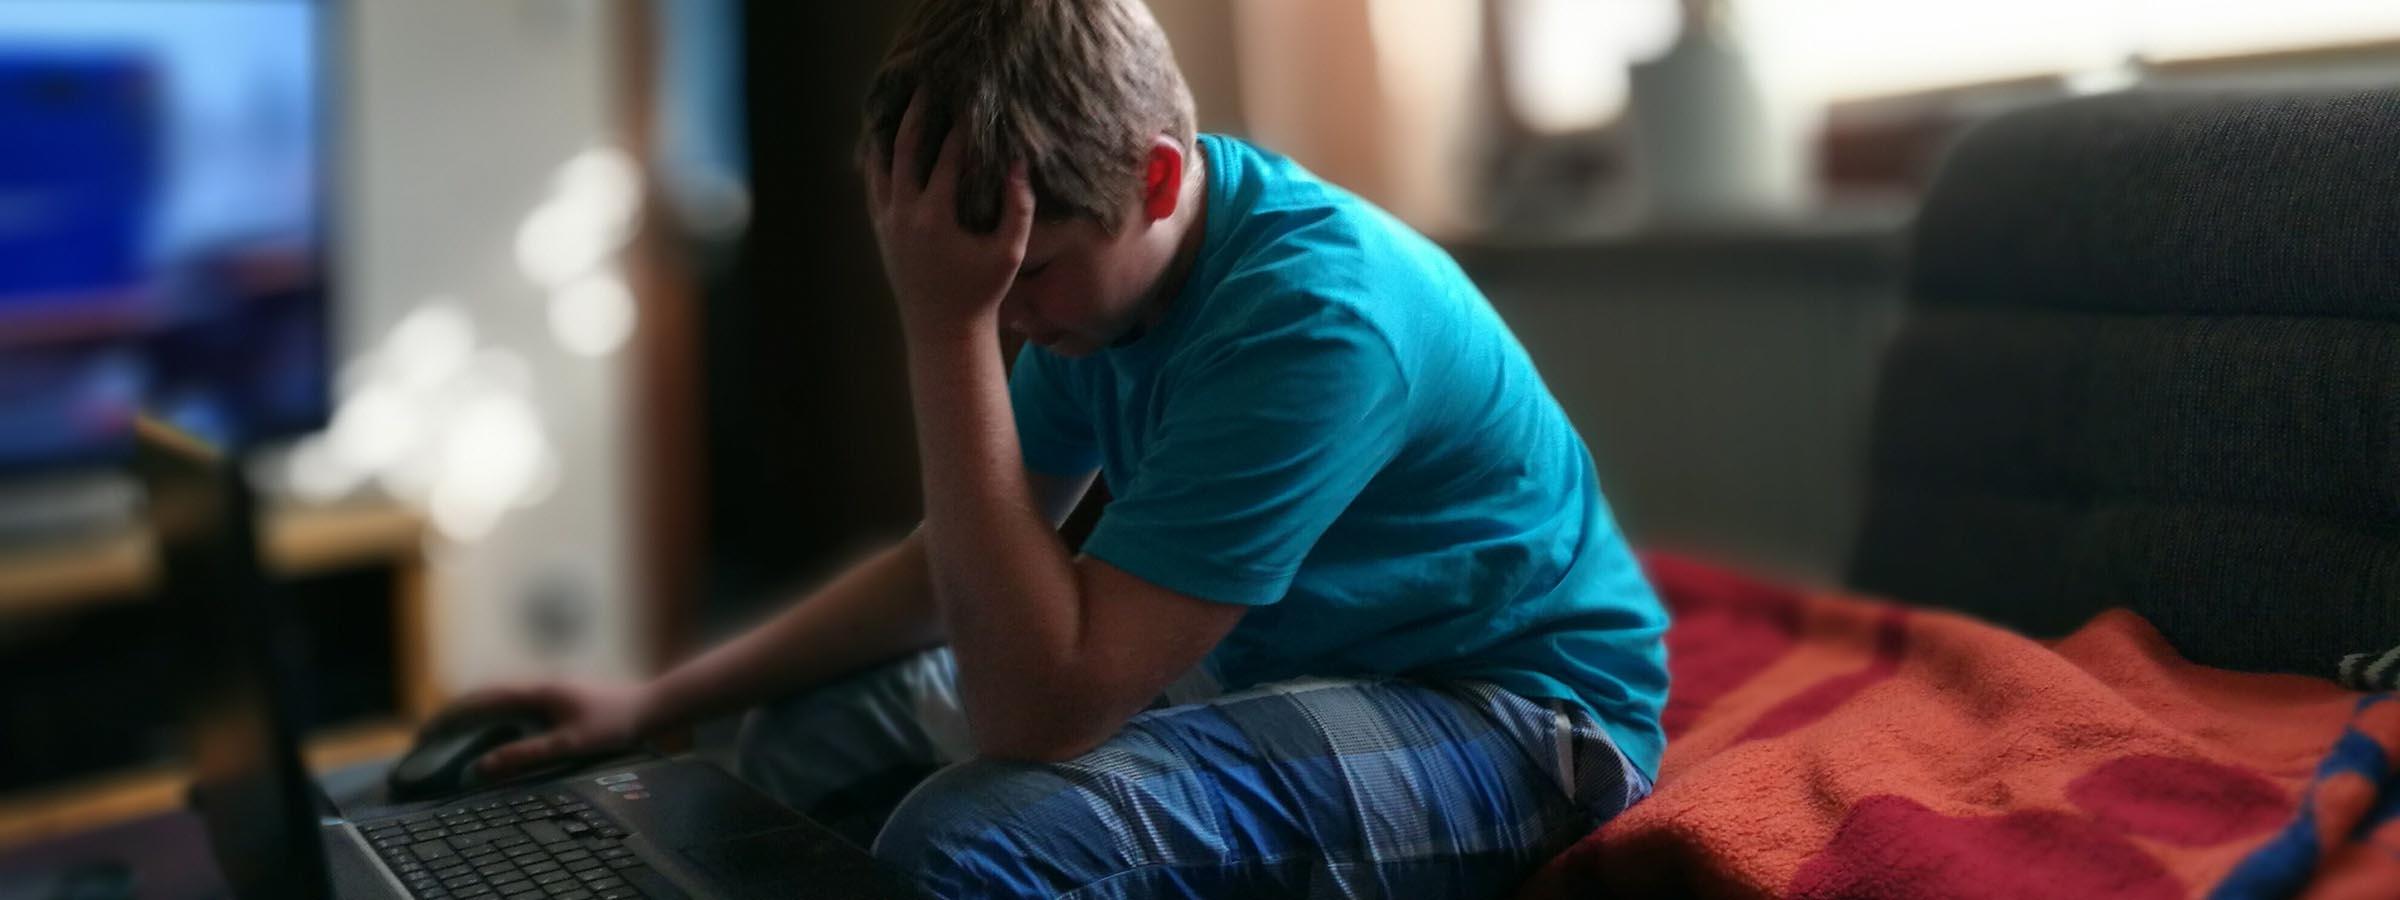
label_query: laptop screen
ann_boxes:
[139,416,333,900]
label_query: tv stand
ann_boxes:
[0,499,432,848]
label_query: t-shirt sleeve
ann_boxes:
[1008,343,1102,476]
[1081,306,1411,606]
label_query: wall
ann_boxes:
[343,0,641,687]
[1461,228,1907,584]
[1145,0,1248,136]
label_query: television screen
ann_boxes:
[0,0,328,472]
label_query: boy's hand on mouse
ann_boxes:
[865,91,1035,341]
[447,679,656,779]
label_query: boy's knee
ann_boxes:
[730,678,847,786]
[732,648,964,809]
[731,689,830,809]
[873,761,1085,899]
[870,762,1007,867]
[728,704,790,787]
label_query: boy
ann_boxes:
[457,0,1666,896]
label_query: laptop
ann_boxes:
[135,416,922,900]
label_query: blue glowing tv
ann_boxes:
[0,0,331,473]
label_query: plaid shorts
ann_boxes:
[736,648,1650,899]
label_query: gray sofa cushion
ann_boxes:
[1848,88,2400,677]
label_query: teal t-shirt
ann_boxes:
[1009,134,1668,777]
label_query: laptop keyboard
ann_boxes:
[358,792,665,900]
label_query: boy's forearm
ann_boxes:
[901,322,1094,755]
[637,532,944,733]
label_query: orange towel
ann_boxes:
[1518,552,2400,899]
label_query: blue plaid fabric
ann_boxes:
[737,649,1649,899]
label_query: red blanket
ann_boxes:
[1518,553,2400,899]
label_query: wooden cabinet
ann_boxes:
[0,502,433,848]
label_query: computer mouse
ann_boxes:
[387,709,550,803]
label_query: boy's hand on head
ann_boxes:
[866,92,1036,341]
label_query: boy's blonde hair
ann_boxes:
[863,0,1196,233]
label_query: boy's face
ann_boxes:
[998,211,1157,358]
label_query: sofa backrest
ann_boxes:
[1848,88,2400,676]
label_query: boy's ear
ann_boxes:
[1141,136,1187,223]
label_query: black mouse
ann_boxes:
[387,709,550,803]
